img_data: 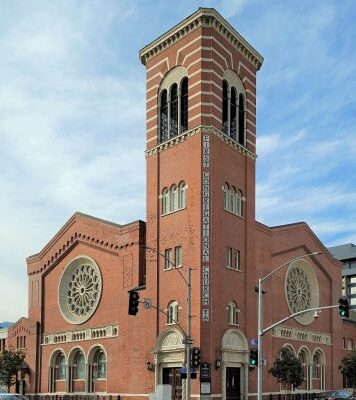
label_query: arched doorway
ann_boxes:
[154,328,186,400]
[221,329,249,400]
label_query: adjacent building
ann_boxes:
[1,8,355,400]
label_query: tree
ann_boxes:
[269,348,304,391]
[340,351,356,392]
[0,348,25,392]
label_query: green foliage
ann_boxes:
[339,351,356,390]
[0,348,25,391]
[269,348,304,390]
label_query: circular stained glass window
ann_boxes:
[58,256,102,324]
[285,259,319,325]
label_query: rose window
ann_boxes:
[67,264,100,317]
[286,267,312,314]
[285,259,319,325]
[59,256,102,324]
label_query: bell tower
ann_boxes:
[139,7,263,395]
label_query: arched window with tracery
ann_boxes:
[170,83,178,137]
[159,68,189,143]
[160,90,168,142]
[73,351,85,380]
[238,93,245,145]
[167,300,179,324]
[162,188,169,215]
[178,181,186,209]
[230,87,237,140]
[228,302,239,325]
[222,71,246,146]
[181,77,188,132]
[222,80,229,134]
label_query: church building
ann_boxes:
[2,8,356,400]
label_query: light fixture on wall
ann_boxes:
[215,359,221,369]
[146,361,154,371]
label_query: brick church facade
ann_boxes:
[2,8,356,400]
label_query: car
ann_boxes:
[0,395,28,400]
[316,391,354,400]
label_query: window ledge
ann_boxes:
[164,265,183,271]
[226,266,242,272]
[162,207,186,217]
[228,323,239,327]
[166,322,179,326]
[224,208,244,219]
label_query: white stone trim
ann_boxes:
[42,324,118,346]
[272,325,331,345]
[146,57,170,73]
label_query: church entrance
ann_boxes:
[163,368,182,400]
[226,367,241,400]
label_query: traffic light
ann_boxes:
[249,349,258,367]
[191,347,201,368]
[339,298,349,318]
[128,290,140,315]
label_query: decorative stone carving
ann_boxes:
[285,260,319,325]
[161,332,184,350]
[58,256,102,324]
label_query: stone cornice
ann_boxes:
[139,8,264,71]
[145,125,257,160]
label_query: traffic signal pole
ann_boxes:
[257,252,322,400]
[257,278,263,400]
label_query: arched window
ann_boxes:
[312,353,319,379]
[230,87,237,140]
[167,301,179,324]
[96,351,106,379]
[228,302,239,325]
[162,188,169,215]
[178,181,186,209]
[56,354,66,380]
[223,183,229,210]
[236,190,242,216]
[222,80,229,134]
[170,84,178,137]
[181,77,188,132]
[238,93,245,145]
[170,184,178,212]
[160,90,168,142]
[230,186,236,214]
[74,352,85,380]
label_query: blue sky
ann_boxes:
[0,0,355,321]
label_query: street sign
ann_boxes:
[179,367,187,373]
[143,298,152,309]
[250,338,258,346]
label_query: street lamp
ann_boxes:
[257,252,322,400]
[143,245,193,400]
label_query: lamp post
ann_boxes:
[257,252,322,400]
[143,245,193,400]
